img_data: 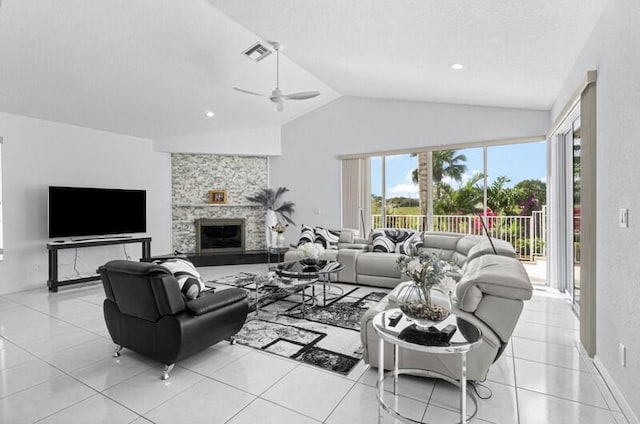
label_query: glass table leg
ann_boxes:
[461,351,467,423]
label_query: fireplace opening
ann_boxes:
[195,218,245,254]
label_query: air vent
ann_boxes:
[242,42,272,62]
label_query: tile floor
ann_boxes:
[0,263,630,423]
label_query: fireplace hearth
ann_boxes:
[195,218,245,254]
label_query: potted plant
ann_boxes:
[246,187,295,248]
[396,248,455,329]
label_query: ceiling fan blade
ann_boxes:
[282,91,320,100]
[233,87,268,97]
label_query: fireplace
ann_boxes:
[195,218,245,254]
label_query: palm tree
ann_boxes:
[487,175,518,215]
[411,149,468,216]
[449,172,483,213]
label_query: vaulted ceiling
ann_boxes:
[0,0,609,139]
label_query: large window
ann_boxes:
[371,154,422,230]
[361,140,547,261]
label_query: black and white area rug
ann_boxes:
[206,272,387,375]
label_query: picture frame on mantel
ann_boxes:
[209,190,227,204]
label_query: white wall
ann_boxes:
[271,96,549,243]
[0,113,172,295]
[551,0,640,419]
[154,126,281,156]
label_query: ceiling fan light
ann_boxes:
[274,102,284,112]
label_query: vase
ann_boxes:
[265,209,278,248]
[397,282,451,330]
[276,233,286,247]
[300,257,319,266]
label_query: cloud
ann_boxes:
[404,169,415,182]
[387,183,419,198]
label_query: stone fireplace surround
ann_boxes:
[171,153,268,254]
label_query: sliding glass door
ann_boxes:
[569,117,582,310]
[365,141,547,266]
[371,154,422,230]
[486,142,547,263]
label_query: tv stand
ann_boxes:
[46,236,151,292]
[72,235,134,242]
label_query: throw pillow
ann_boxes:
[396,231,424,255]
[314,226,340,250]
[370,229,397,253]
[297,224,316,246]
[155,258,204,300]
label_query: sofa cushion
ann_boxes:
[456,255,533,313]
[338,228,360,244]
[466,238,517,262]
[356,252,403,278]
[420,232,462,261]
[455,235,485,256]
[314,226,340,250]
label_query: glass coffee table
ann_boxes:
[274,260,345,306]
[372,309,483,423]
[255,273,317,317]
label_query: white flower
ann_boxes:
[438,276,456,296]
[396,251,450,290]
[407,259,423,274]
[296,243,325,259]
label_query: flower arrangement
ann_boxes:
[271,222,288,233]
[296,243,325,260]
[396,248,454,324]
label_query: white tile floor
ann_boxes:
[0,264,630,423]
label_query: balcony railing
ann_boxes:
[372,208,548,261]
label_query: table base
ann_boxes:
[256,280,317,318]
[376,368,479,424]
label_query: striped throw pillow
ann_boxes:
[314,226,340,250]
[396,231,423,255]
[371,229,397,253]
[297,224,316,246]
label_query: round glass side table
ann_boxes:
[372,308,483,423]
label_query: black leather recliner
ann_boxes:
[99,260,248,380]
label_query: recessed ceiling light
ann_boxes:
[450,63,465,70]
[204,110,215,118]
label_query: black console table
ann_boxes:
[47,237,152,292]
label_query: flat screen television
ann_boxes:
[48,186,146,239]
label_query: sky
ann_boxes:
[371,141,547,198]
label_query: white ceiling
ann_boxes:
[0,0,608,140]
[211,0,609,110]
[0,0,339,139]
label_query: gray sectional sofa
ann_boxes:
[283,229,517,288]
[285,227,533,382]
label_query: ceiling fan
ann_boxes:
[234,41,320,112]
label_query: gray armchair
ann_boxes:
[360,254,533,382]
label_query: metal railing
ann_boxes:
[372,208,547,261]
